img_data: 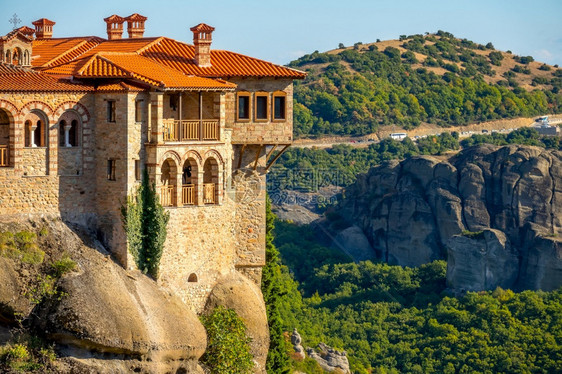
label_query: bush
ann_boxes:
[200,306,254,374]
[0,231,44,265]
[51,254,76,277]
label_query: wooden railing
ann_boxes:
[182,184,195,205]
[162,119,219,142]
[203,183,216,204]
[160,185,176,207]
[0,145,7,167]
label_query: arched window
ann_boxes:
[12,48,20,66]
[182,158,198,205]
[59,120,66,146]
[160,158,178,207]
[58,111,81,147]
[188,273,198,282]
[24,111,47,148]
[203,157,219,204]
[5,50,11,64]
[0,109,11,167]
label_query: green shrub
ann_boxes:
[461,230,484,239]
[51,254,76,277]
[25,275,61,305]
[0,231,44,265]
[200,306,254,374]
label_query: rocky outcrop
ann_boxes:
[332,225,376,261]
[291,328,305,360]
[0,216,206,374]
[204,272,270,374]
[339,145,562,291]
[307,343,350,374]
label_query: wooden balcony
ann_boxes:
[160,185,176,207]
[203,183,216,204]
[162,119,219,142]
[182,184,195,205]
[0,145,7,167]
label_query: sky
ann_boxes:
[1,0,561,66]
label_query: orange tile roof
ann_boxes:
[0,63,93,92]
[32,37,101,67]
[73,53,236,90]
[190,23,215,33]
[140,37,306,78]
[96,81,147,92]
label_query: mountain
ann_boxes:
[289,31,562,138]
[334,144,562,292]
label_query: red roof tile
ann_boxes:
[190,23,215,33]
[0,63,93,92]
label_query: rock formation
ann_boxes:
[291,328,305,360]
[338,144,562,291]
[306,342,350,374]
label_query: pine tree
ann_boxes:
[261,196,291,373]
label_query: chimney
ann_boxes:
[104,15,125,40]
[190,23,215,68]
[32,18,55,39]
[125,13,147,39]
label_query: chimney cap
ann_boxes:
[190,23,215,33]
[32,18,56,27]
[17,26,35,37]
[104,14,125,23]
[125,13,147,21]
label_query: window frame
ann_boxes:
[134,159,141,181]
[135,99,143,123]
[107,159,116,181]
[107,100,116,123]
[254,92,269,122]
[272,91,287,121]
[236,92,251,122]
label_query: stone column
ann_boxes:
[30,123,37,147]
[64,123,72,147]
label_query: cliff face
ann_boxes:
[339,144,562,291]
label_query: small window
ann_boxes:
[188,273,198,282]
[237,93,250,120]
[255,94,268,121]
[273,94,286,120]
[135,100,143,122]
[107,101,116,122]
[169,95,177,111]
[69,120,78,147]
[59,120,66,146]
[107,159,116,181]
[135,160,141,181]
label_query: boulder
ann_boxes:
[204,272,269,374]
[332,225,376,261]
[0,257,31,323]
[291,328,305,360]
[306,342,350,374]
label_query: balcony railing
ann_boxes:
[0,145,7,167]
[162,119,219,142]
[182,184,195,205]
[160,185,176,207]
[203,183,216,204]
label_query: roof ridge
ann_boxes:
[135,36,165,54]
[44,37,102,67]
[77,53,132,78]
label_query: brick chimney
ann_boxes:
[125,14,147,39]
[104,15,125,40]
[32,18,55,39]
[190,23,215,68]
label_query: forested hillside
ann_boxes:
[289,31,562,137]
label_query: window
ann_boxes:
[59,120,66,146]
[237,92,250,120]
[135,160,141,181]
[273,93,286,120]
[107,101,116,122]
[69,120,78,147]
[255,93,268,121]
[107,159,116,181]
[135,100,143,122]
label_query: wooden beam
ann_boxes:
[253,145,265,171]
[265,144,290,172]
[265,145,278,165]
[237,144,246,170]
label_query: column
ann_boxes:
[30,123,37,147]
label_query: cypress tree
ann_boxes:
[262,195,291,373]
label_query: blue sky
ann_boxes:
[2,0,561,66]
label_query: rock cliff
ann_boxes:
[338,144,562,291]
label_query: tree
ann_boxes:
[121,169,169,279]
[262,196,291,373]
[338,43,345,49]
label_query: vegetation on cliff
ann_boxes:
[289,31,562,138]
[273,219,562,373]
[121,169,169,279]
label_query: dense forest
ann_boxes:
[270,217,562,373]
[289,31,562,137]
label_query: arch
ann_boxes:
[23,50,29,65]
[159,150,181,168]
[188,273,198,283]
[54,101,91,124]
[160,157,178,207]
[182,157,199,205]
[5,50,11,64]
[12,47,21,66]
[182,150,202,166]
[0,108,12,167]
[203,157,219,204]
[23,110,48,147]
[0,100,18,121]
[58,110,82,147]
[203,149,224,165]
[20,101,54,119]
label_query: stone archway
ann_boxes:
[203,157,219,204]
[160,158,178,206]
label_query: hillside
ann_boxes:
[289,31,562,138]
